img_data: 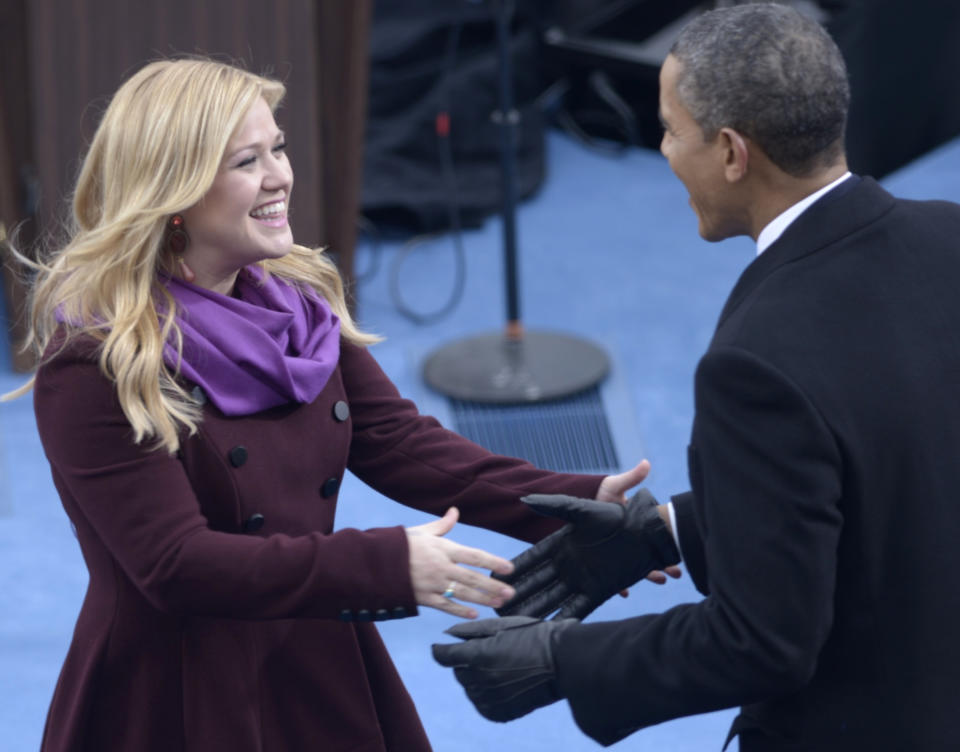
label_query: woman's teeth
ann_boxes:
[250,201,285,219]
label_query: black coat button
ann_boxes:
[391,606,408,619]
[356,609,373,622]
[321,477,340,498]
[228,446,248,467]
[374,609,390,621]
[339,609,354,622]
[332,400,350,422]
[191,385,208,405]
[242,513,265,533]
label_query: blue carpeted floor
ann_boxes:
[2,130,959,751]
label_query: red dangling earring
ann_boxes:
[166,214,195,283]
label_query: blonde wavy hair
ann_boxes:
[5,57,378,453]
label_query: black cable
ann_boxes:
[554,70,636,156]
[387,3,468,325]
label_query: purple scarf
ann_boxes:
[163,267,341,415]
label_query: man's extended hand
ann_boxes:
[494,490,681,620]
[431,616,578,722]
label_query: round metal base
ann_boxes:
[423,330,610,404]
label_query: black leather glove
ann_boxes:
[494,489,680,620]
[431,615,578,722]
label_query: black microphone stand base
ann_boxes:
[423,330,609,404]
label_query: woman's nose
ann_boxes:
[263,154,292,189]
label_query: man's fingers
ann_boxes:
[508,531,564,574]
[445,615,539,640]
[499,579,568,619]
[554,593,594,620]
[523,495,624,539]
[432,641,468,666]
[499,557,556,601]
[521,493,592,522]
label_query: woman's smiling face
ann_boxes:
[181,96,294,293]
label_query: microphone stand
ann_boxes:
[423,0,609,403]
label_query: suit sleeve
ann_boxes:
[340,342,603,542]
[670,490,709,594]
[554,345,843,745]
[34,346,417,620]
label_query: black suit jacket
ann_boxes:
[554,177,960,750]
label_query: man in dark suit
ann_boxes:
[433,4,960,749]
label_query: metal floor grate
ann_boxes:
[449,386,620,473]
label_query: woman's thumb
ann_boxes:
[422,506,459,537]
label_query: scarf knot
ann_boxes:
[163,267,340,415]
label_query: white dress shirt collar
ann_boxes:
[755,172,852,255]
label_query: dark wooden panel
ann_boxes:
[26,0,324,246]
[0,0,36,371]
[2,0,370,369]
[316,0,372,299]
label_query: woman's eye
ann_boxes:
[234,142,284,168]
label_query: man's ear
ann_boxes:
[718,127,749,182]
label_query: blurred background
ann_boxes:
[2,1,960,749]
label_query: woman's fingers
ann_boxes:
[405,522,516,618]
[644,566,683,585]
[446,561,515,602]
[423,591,478,620]
[407,506,459,537]
[428,557,514,609]
[421,570,514,619]
[443,579,506,609]
[446,539,515,577]
[415,567,513,618]
[595,459,651,503]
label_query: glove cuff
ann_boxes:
[628,489,681,569]
[546,618,580,699]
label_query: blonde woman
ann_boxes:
[7,58,653,751]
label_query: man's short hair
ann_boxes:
[670,3,850,176]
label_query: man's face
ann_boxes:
[658,55,744,242]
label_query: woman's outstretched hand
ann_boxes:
[596,459,651,503]
[405,507,516,619]
[596,460,682,585]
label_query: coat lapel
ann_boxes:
[716,176,894,329]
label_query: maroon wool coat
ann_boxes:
[34,338,602,751]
